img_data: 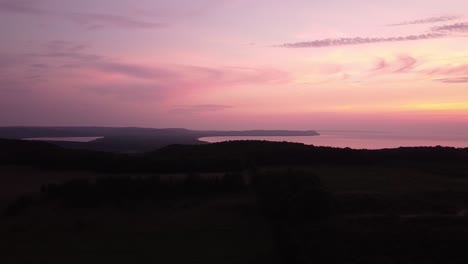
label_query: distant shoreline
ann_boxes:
[0,127,319,152]
[23,137,104,143]
[198,132,468,150]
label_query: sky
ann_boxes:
[1,0,468,133]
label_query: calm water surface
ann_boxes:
[23,137,103,142]
[200,131,468,149]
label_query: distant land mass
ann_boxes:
[0,127,319,153]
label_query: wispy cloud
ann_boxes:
[45,40,88,52]
[92,62,177,80]
[0,0,46,15]
[0,0,166,30]
[28,41,104,62]
[0,79,32,94]
[279,33,446,48]
[80,83,164,102]
[421,63,468,84]
[435,77,468,83]
[10,40,290,101]
[369,55,468,84]
[169,105,233,114]
[425,64,468,75]
[0,53,28,68]
[387,15,462,26]
[372,55,418,73]
[30,63,48,69]
[432,22,468,33]
[68,13,167,30]
[26,40,289,88]
[88,60,290,87]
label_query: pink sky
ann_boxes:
[1,0,468,133]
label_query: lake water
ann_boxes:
[199,131,468,149]
[23,137,103,142]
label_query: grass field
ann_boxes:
[3,163,468,264]
[0,192,278,264]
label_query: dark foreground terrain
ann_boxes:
[1,138,468,263]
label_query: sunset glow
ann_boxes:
[1,0,468,132]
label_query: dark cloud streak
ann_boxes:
[279,33,446,48]
[387,15,462,26]
[27,41,105,63]
[92,62,177,80]
[69,13,167,30]
[169,105,233,115]
[432,23,468,33]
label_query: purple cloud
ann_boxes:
[388,15,462,26]
[90,60,289,86]
[80,83,165,102]
[4,40,290,104]
[92,62,177,80]
[27,41,105,63]
[435,77,468,83]
[80,63,289,101]
[0,77,36,94]
[0,0,166,30]
[30,63,48,69]
[279,33,446,48]
[0,53,27,68]
[69,13,167,30]
[45,41,88,53]
[0,0,46,15]
[432,23,468,33]
[169,105,233,114]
